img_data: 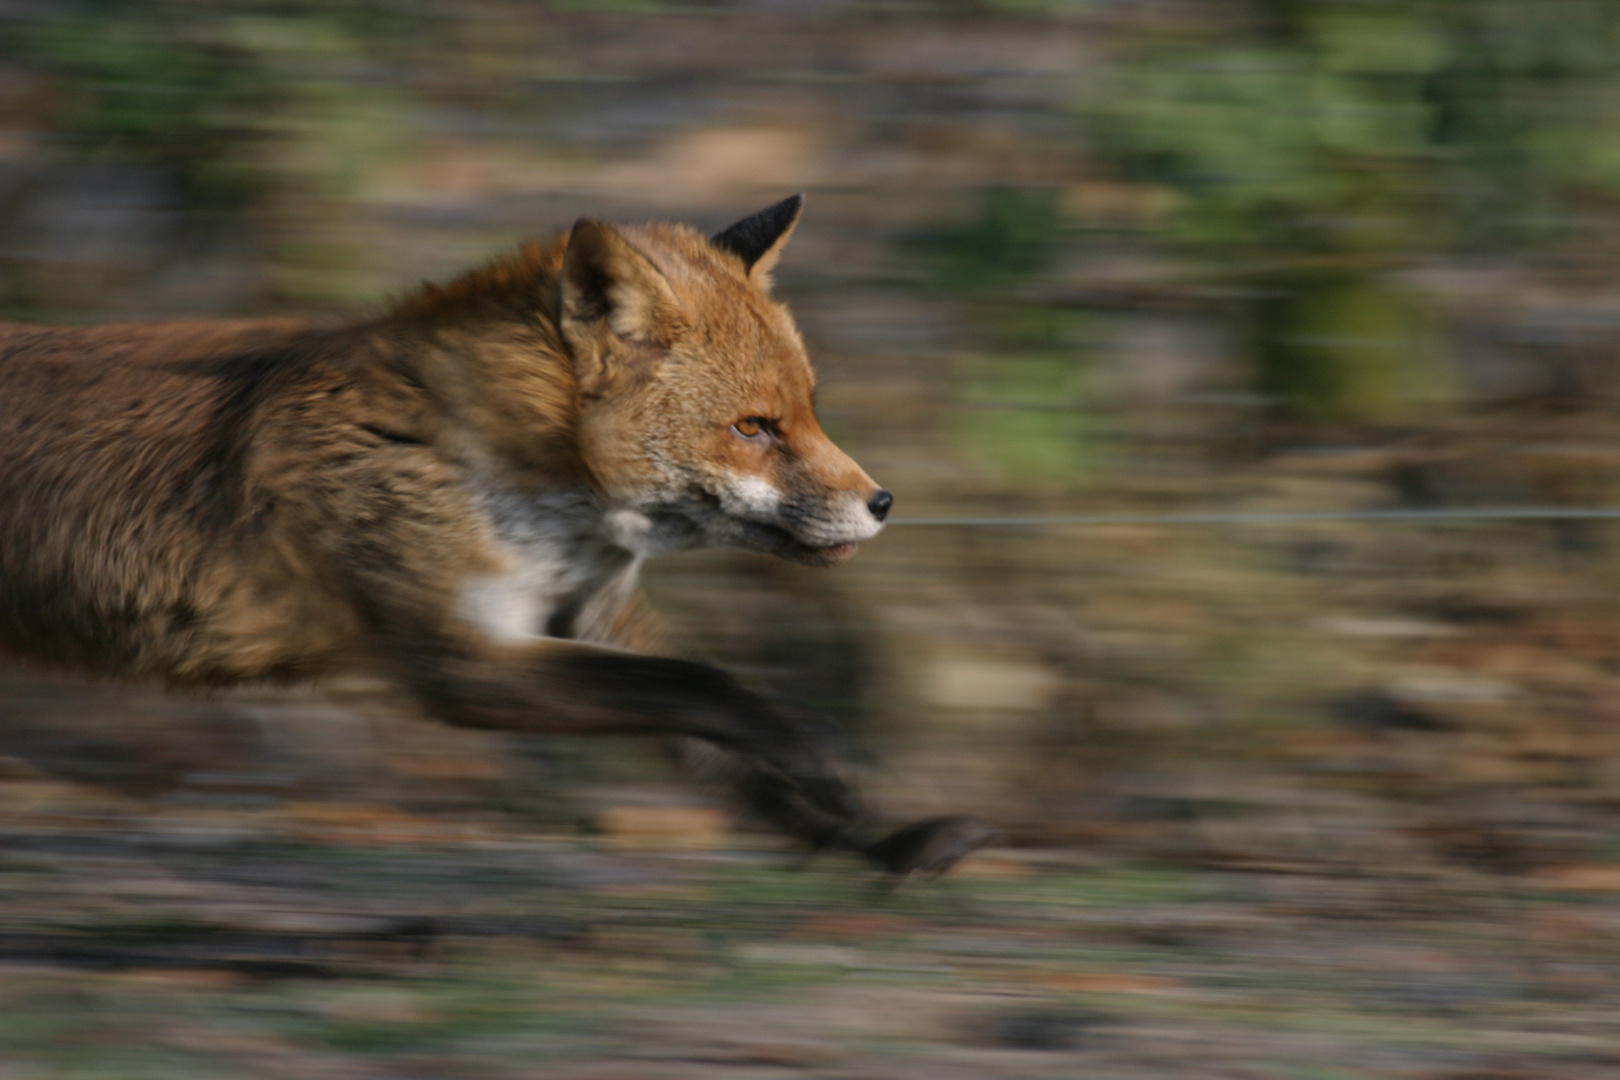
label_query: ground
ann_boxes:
[1,772,1617,1079]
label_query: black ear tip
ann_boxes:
[754,193,804,216]
[770,192,805,222]
[711,194,806,271]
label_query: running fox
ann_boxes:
[0,196,985,875]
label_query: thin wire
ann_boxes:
[888,507,1620,528]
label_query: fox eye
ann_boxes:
[733,417,769,440]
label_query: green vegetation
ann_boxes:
[900,0,1620,454]
[1087,0,1620,420]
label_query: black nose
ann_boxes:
[868,489,893,522]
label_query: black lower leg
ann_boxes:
[732,766,995,877]
[731,764,868,855]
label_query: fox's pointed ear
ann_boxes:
[712,194,803,284]
[560,219,680,348]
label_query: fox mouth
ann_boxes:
[657,493,865,566]
[732,519,860,566]
[787,539,859,566]
[700,506,861,565]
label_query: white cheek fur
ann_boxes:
[724,474,783,516]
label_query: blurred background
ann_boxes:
[3,1,1620,1077]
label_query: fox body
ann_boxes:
[0,197,983,875]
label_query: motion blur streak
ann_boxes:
[0,3,1618,1078]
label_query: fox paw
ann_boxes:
[862,815,998,879]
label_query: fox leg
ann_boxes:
[542,644,995,874]
[399,637,861,823]
[672,741,994,877]
[575,586,993,873]
[378,633,986,874]
[668,736,866,851]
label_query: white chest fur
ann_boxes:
[457,488,637,644]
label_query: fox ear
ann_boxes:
[712,194,803,284]
[560,219,679,348]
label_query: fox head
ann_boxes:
[556,196,891,566]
